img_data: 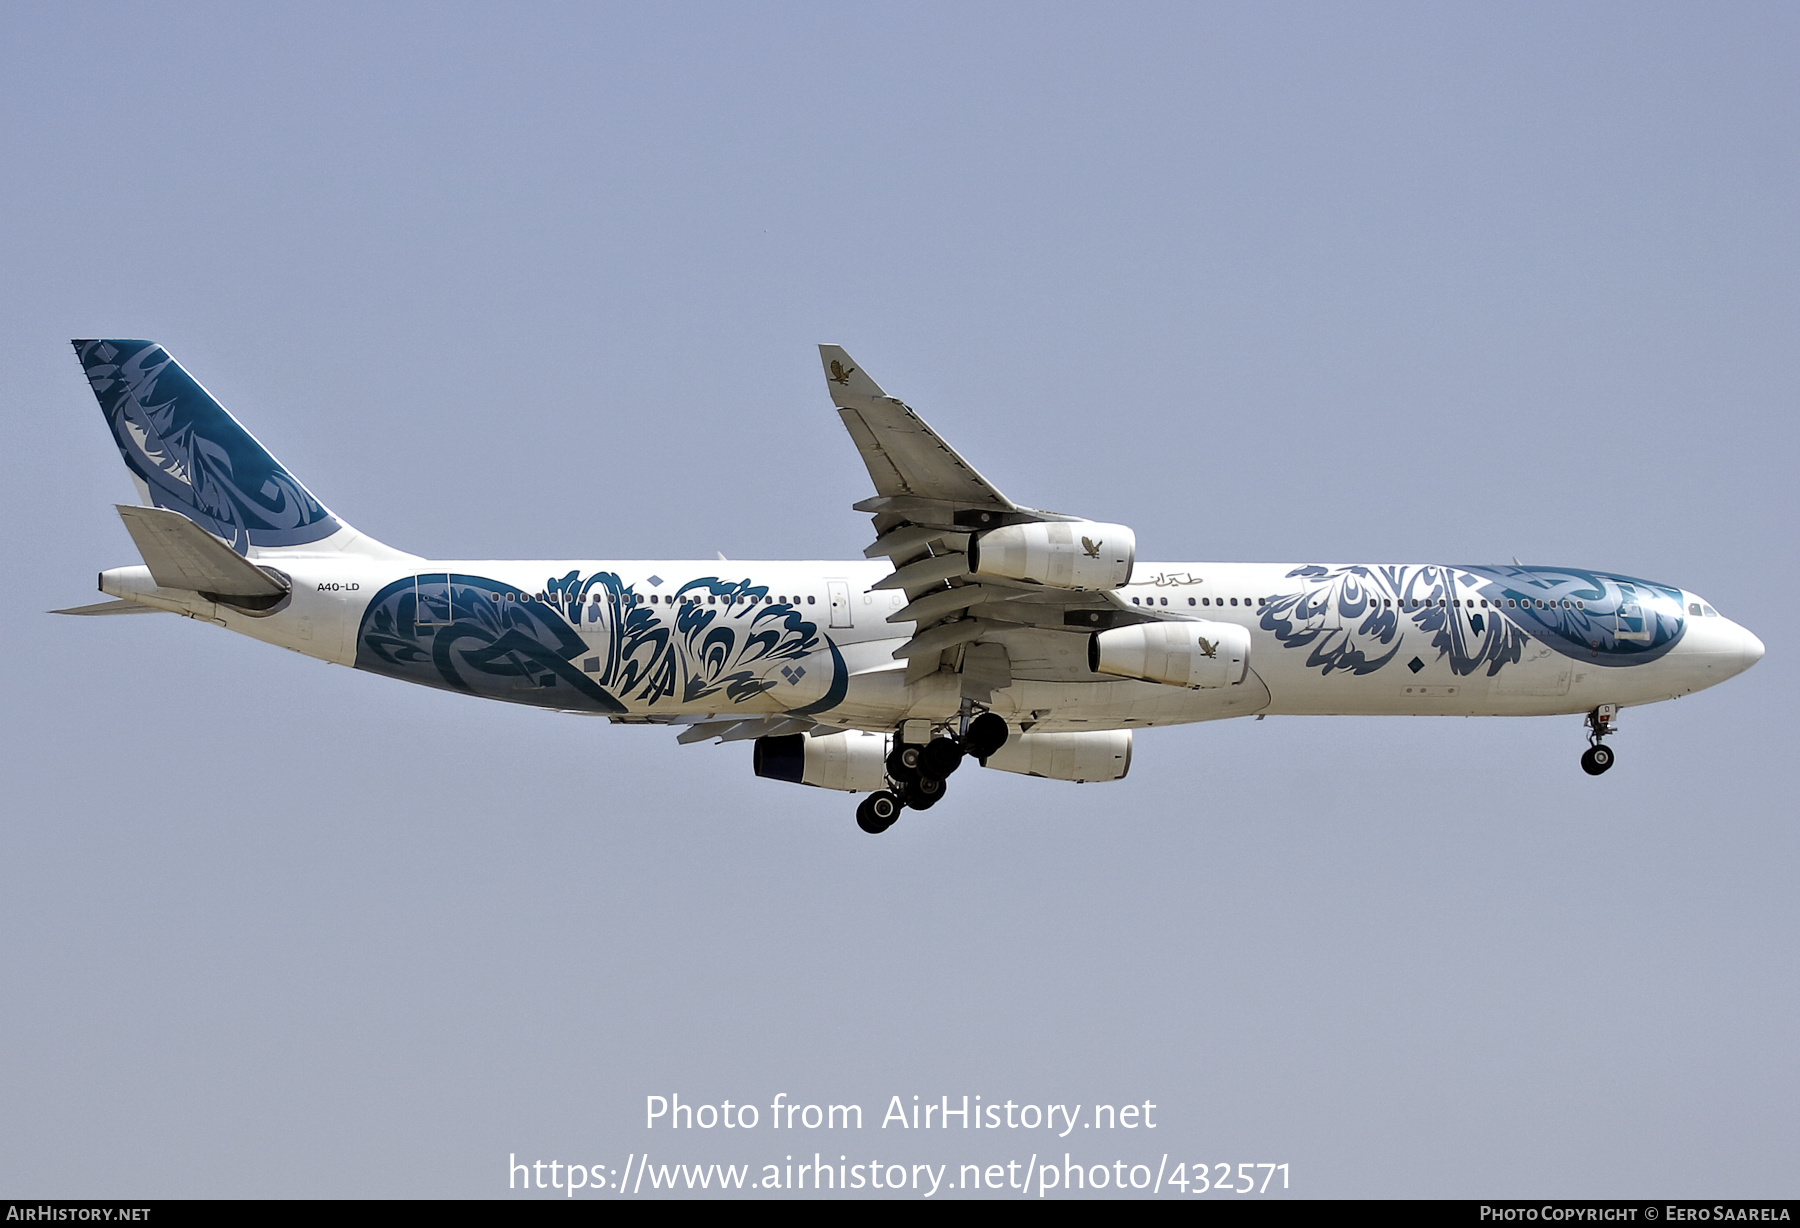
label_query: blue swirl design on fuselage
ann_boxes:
[1261,564,1686,678]
[1454,565,1685,666]
[72,340,340,553]
[354,572,847,715]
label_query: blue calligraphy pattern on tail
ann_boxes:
[72,340,340,553]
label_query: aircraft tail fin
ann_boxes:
[71,340,406,559]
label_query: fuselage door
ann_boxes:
[1615,588,1652,642]
[1299,585,1342,631]
[413,572,452,629]
[827,580,853,629]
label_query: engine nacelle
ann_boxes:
[753,730,891,793]
[1088,620,1250,688]
[969,520,1135,591]
[979,730,1132,783]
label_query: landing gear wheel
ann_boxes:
[901,775,945,810]
[1580,745,1615,776]
[920,737,965,779]
[856,791,900,834]
[963,712,1009,760]
[886,744,924,783]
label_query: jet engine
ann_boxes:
[753,730,891,792]
[968,521,1135,591]
[1088,620,1250,688]
[979,729,1132,783]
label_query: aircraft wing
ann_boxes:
[819,344,1015,510]
[819,345,1156,694]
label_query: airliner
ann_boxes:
[59,340,1764,833]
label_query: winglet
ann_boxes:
[818,345,889,407]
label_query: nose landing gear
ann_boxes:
[854,711,1012,833]
[1581,705,1618,776]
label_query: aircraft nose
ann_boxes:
[1740,626,1765,670]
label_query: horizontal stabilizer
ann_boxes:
[116,504,288,597]
[50,599,163,616]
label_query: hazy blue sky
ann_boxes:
[2,2,1794,1198]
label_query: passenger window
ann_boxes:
[1159,597,1168,606]
[1188,597,1196,606]
[1201,597,1210,606]
[807,595,816,604]
[1229,598,1238,607]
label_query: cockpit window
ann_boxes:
[1703,604,1719,617]
[1689,602,1703,616]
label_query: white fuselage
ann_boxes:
[101,555,1764,734]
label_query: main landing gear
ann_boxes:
[1581,704,1619,776]
[855,712,1010,834]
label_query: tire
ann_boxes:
[1581,745,1615,776]
[921,737,965,778]
[964,712,1009,759]
[905,776,945,810]
[857,792,900,833]
[886,745,923,783]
